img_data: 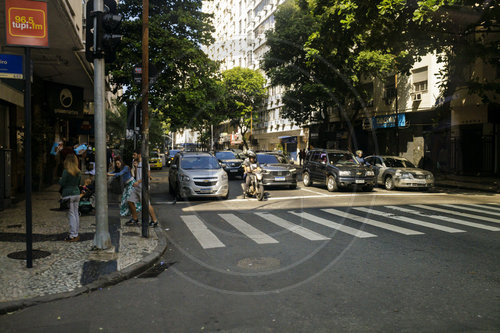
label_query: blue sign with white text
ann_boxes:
[372,113,406,129]
[0,54,24,79]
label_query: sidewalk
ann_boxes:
[0,185,167,314]
[434,174,500,193]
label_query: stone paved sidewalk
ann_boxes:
[0,185,166,312]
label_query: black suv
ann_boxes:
[302,149,375,191]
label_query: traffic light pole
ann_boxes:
[141,0,150,238]
[93,0,112,249]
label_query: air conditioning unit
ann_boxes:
[412,93,422,102]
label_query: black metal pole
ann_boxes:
[141,0,150,238]
[395,74,399,156]
[24,47,33,268]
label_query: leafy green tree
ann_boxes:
[109,0,223,130]
[221,67,267,149]
[263,0,498,148]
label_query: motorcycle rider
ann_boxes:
[242,150,260,197]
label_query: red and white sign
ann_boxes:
[5,0,49,47]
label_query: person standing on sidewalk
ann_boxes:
[107,157,142,222]
[129,150,159,227]
[59,154,82,242]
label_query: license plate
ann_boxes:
[355,179,365,184]
[275,176,286,181]
[230,169,238,172]
[199,188,211,193]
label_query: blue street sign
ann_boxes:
[0,54,24,79]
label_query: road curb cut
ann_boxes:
[0,227,167,315]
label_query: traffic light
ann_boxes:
[85,0,122,63]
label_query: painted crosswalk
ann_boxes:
[176,204,500,249]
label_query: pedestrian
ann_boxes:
[355,150,367,165]
[107,156,142,220]
[299,149,305,166]
[129,150,159,227]
[59,154,82,242]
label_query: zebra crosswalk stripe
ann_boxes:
[255,212,330,241]
[441,204,500,218]
[219,214,279,244]
[355,207,465,233]
[414,205,500,225]
[388,206,500,231]
[180,216,225,249]
[468,204,500,213]
[289,211,377,238]
[322,208,424,235]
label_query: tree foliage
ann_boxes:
[221,67,267,149]
[109,0,224,131]
[263,0,499,146]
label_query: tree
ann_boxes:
[109,0,223,130]
[263,0,498,148]
[221,67,267,149]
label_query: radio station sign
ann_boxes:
[5,0,49,48]
[0,54,23,79]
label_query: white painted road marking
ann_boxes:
[469,204,500,213]
[255,212,330,241]
[180,216,225,249]
[388,206,500,231]
[441,204,500,218]
[219,214,279,244]
[322,208,424,236]
[355,207,465,233]
[414,205,500,225]
[289,211,377,238]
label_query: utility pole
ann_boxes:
[93,0,112,249]
[141,0,150,238]
[395,74,399,156]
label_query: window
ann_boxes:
[311,151,322,163]
[412,67,428,92]
[413,81,428,92]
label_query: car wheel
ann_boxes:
[303,172,312,187]
[385,176,395,190]
[326,175,338,192]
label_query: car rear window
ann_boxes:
[257,154,287,164]
[384,158,415,168]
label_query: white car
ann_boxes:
[365,155,434,190]
[168,151,229,200]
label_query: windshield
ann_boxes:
[327,153,358,166]
[215,151,236,160]
[384,158,416,168]
[181,156,221,170]
[257,154,287,164]
[150,152,159,158]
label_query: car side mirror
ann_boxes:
[170,164,178,170]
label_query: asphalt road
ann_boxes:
[1,168,499,332]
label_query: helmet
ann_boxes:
[247,150,256,158]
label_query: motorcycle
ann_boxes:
[242,170,265,201]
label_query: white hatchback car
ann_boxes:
[168,151,229,200]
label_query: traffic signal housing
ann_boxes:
[85,0,122,63]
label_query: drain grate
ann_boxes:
[7,250,51,260]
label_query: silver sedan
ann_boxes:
[365,155,434,190]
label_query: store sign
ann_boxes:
[372,113,406,129]
[0,54,23,79]
[5,0,49,48]
[45,82,84,117]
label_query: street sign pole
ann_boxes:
[141,0,150,238]
[93,0,112,249]
[24,47,33,268]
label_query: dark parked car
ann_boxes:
[165,149,180,167]
[365,155,434,190]
[215,151,244,178]
[255,152,297,189]
[302,149,375,192]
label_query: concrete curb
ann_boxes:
[435,181,499,193]
[0,227,167,315]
